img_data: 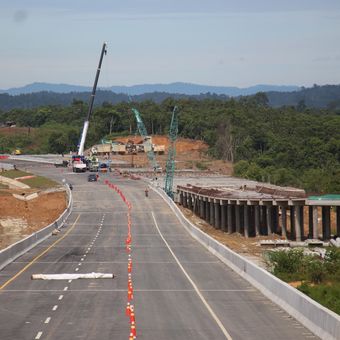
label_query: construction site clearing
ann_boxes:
[1,135,338,266]
[0,170,67,250]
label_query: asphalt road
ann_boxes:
[0,162,318,339]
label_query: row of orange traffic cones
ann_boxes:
[105,180,137,339]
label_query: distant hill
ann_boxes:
[1,83,340,111]
[0,82,299,96]
[266,84,340,109]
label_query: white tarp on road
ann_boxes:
[31,272,114,280]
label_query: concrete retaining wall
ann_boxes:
[0,185,73,271]
[152,186,340,340]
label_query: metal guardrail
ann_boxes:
[151,185,340,340]
[0,184,73,271]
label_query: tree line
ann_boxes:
[0,96,339,193]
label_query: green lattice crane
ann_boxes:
[131,108,160,171]
[164,106,179,199]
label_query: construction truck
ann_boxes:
[72,155,87,173]
[153,144,165,155]
[112,142,126,155]
[126,139,137,154]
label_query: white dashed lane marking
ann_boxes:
[58,295,63,300]
[35,331,43,339]
[44,317,51,324]
[52,305,58,311]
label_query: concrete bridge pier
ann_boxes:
[214,200,221,229]
[293,205,303,242]
[254,205,260,236]
[179,192,184,206]
[244,205,249,238]
[266,205,272,235]
[221,202,227,232]
[235,205,241,234]
[247,205,255,237]
[205,198,210,223]
[290,206,295,240]
[199,197,205,219]
[322,206,331,240]
[209,199,215,226]
[280,206,287,239]
[272,206,279,234]
[260,206,267,235]
[187,194,193,211]
[182,192,187,208]
[308,206,313,239]
[337,206,340,237]
[227,204,234,234]
[312,206,319,239]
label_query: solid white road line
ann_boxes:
[151,211,233,340]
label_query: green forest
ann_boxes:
[1,94,339,194]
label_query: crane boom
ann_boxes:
[131,108,160,171]
[78,42,107,156]
[164,106,179,199]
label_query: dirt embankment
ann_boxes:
[112,135,233,174]
[0,191,66,250]
[114,135,208,153]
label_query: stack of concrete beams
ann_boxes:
[176,185,340,241]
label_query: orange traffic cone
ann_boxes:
[130,310,135,323]
[130,321,137,337]
[126,302,131,316]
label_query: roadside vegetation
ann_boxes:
[1,94,339,193]
[265,248,340,314]
[0,169,58,189]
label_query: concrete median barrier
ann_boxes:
[152,185,340,340]
[0,184,73,271]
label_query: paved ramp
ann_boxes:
[0,164,318,339]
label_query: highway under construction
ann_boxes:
[0,159,322,340]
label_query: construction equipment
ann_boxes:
[12,148,21,155]
[72,155,87,172]
[131,108,161,172]
[72,42,107,173]
[164,106,179,199]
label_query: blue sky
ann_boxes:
[1,1,340,88]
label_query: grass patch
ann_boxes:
[0,169,58,189]
[298,282,340,315]
[0,169,32,179]
[265,248,340,315]
[21,176,59,189]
